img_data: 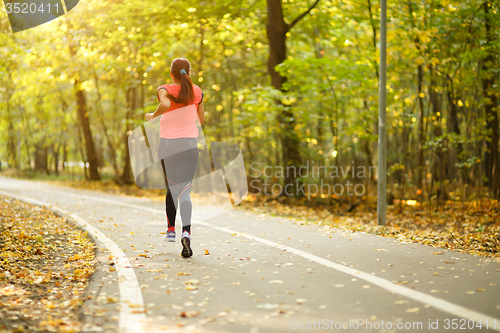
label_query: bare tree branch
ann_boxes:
[287,0,321,32]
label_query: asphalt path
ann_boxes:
[0,176,499,333]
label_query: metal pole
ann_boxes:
[377,0,387,225]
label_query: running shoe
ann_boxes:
[165,230,175,242]
[181,232,192,257]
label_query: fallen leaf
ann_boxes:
[41,270,52,283]
[180,311,200,318]
[406,307,420,313]
[394,300,409,305]
[257,303,278,309]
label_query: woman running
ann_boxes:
[145,57,204,258]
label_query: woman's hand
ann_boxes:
[147,90,171,121]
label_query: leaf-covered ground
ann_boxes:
[238,194,500,259]
[0,195,96,332]
[5,172,500,259]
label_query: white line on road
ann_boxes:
[0,190,147,333]
[3,185,500,331]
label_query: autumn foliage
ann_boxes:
[0,196,96,332]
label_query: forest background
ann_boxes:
[1,0,500,216]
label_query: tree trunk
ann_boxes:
[53,143,60,175]
[34,143,48,173]
[94,72,125,186]
[18,105,33,169]
[363,100,374,182]
[76,120,89,180]
[68,38,100,181]
[446,75,467,184]
[366,0,379,79]
[267,0,298,190]
[408,0,426,202]
[74,79,100,180]
[266,0,288,91]
[23,137,32,170]
[482,1,500,198]
[416,62,425,201]
[121,87,136,185]
[429,65,448,203]
[6,91,19,169]
[62,142,67,171]
[266,0,319,193]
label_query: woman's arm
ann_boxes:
[145,89,171,121]
[197,101,205,124]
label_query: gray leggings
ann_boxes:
[158,137,199,231]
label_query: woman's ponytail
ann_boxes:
[167,58,195,106]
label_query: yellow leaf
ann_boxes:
[180,310,200,318]
[406,307,420,313]
[41,270,52,283]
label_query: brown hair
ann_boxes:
[168,58,194,105]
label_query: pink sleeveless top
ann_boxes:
[157,84,203,139]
